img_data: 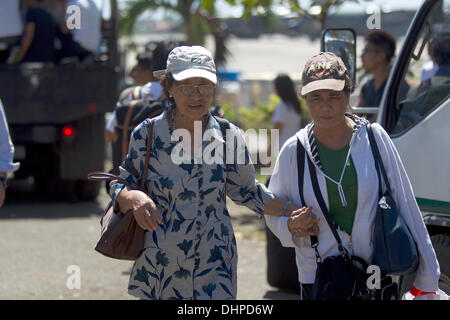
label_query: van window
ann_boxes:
[394,0,450,134]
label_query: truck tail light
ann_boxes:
[88,104,97,113]
[62,125,76,138]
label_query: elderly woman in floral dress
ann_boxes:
[110,45,319,300]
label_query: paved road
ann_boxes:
[0,182,298,300]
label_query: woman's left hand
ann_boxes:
[289,222,320,237]
[289,207,319,229]
[287,207,320,237]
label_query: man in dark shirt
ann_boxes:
[18,0,56,63]
[356,30,409,122]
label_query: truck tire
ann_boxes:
[33,144,61,198]
[265,225,300,292]
[431,234,450,295]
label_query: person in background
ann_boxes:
[420,41,438,82]
[264,74,305,185]
[356,30,409,122]
[17,0,56,63]
[55,0,101,62]
[0,0,23,63]
[407,33,450,98]
[129,53,154,87]
[269,74,305,155]
[393,33,450,133]
[0,99,20,207]
[105,52,162,143]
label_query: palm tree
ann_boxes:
[120,0,229,66]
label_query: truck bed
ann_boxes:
[0,63,118,124]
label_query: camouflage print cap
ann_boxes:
[300,52,348,95]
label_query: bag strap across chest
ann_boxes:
[366,124,391,197]
[88,118,153,193]
[213,116,230,164]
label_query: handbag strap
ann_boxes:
[213,116,230,164]
[297,136,353,259]
[297,138,319,257]
[307,154,348,257]
[140,118,153,193]
[87,171,133,189]
[366,124,392,196]
[297,138,307,208]
[121,101,136,162]
[87,118,153,193]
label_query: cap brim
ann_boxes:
[301,79,345,95]
[172,69,217,85]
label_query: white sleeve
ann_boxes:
[271,102,290,124]
[372,124,440,292]
[106,112,117,133]
[264,141,297,248]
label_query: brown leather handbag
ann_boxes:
[88,119,153,260]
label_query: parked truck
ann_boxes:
[0,0,119,200]
[266,0,449,296]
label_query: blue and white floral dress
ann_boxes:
[110,107,274,300]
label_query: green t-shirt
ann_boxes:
[315,138,358,235]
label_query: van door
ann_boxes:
[380,0,450,214]
[379,0,450,295]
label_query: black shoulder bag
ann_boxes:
[297,137,370,300]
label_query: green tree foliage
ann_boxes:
[120,1,359,66]
[280,0,360,29]
[120,0,230,66]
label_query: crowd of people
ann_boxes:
[0,0,102,64]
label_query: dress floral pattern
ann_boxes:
[110,107,274,300]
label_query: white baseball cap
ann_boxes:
[154,46,217,84]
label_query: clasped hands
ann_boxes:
[121,189,321,236]
[286,207,320,237]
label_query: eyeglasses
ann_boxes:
[175,84,215,96]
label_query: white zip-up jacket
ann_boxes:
[265,114,440,292]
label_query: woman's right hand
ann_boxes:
[118,189,163,231]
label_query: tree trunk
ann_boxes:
[183,12,193,44]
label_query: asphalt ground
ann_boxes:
[0,181,298,300]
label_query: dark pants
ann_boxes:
[55,28,92,62]
[300,283,313,300]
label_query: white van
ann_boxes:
[350,0,449,295]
